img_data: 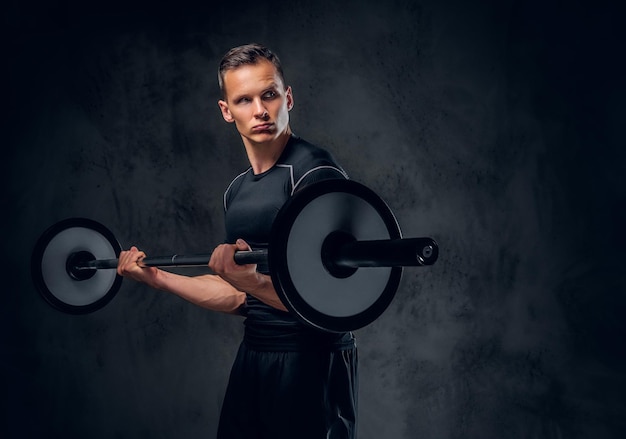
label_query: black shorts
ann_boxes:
[217,342,358,439]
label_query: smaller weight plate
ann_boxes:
[31,218,123,314]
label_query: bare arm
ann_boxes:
[117,246,246,314]
[151,270,247,313]
[209,239,288,312]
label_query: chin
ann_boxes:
[249,131,277,141]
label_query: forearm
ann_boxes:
[151,269,246,314]
[243,273,288,312]
[208,240,288,312]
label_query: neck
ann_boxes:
[243,128,292,174]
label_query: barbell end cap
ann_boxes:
[66,251,98,281]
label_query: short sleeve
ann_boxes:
[292,165,348,194]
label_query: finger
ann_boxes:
[235,239,251,251]
[208,244,227,272]
[118,247,146,274]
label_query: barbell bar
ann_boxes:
[69,237,434,274]
[31,179,439,331]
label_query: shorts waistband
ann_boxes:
[243,326,356,352]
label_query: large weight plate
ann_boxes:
[269,179,402,332]
[31,218,123,314]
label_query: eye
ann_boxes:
[235,97,251,105]
[263,90,277,100]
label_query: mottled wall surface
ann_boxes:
[3,0,625,438]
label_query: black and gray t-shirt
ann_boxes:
[223,135,354,350]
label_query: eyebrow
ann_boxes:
[261,82,280,93]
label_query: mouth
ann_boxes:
[252,123,274,133]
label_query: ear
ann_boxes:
[218,100,234,123]
[286,86,294,111]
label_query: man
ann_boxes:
[117,43,358,439]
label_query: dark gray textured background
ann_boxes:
[3,0,625,438]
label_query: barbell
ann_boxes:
[31,179,438,332]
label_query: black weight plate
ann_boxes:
[269,179,402,332]
[31,218,123,314]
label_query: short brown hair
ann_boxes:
[218,43,286,98]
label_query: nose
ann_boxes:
[253,99,269,119]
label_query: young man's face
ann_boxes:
[218,59,293,146]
